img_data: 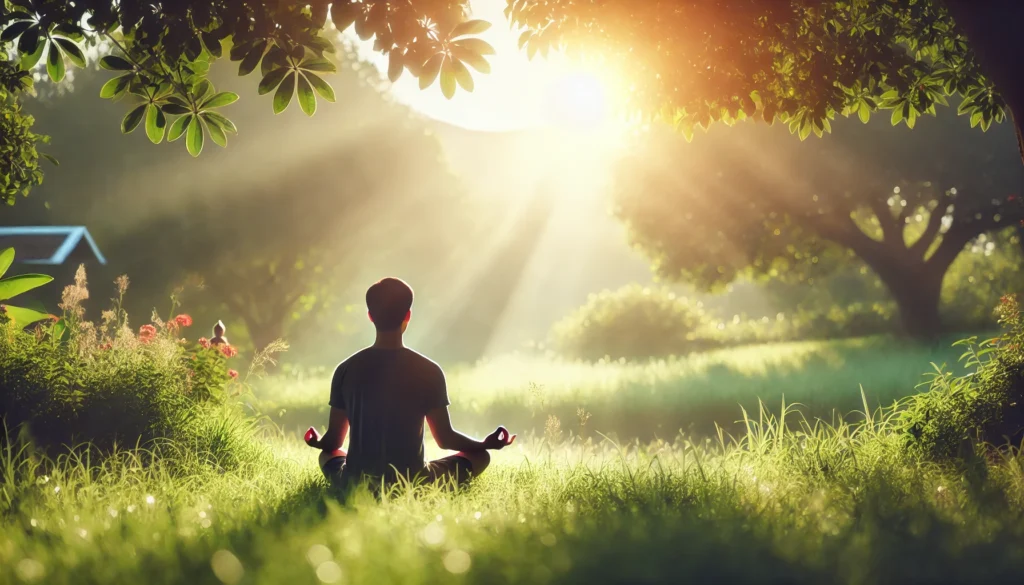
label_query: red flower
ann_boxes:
[138,324,157,344]
[198,337,211,349]
[228,369,239,379]
[100,342,112,351]
[220,344,238,358]
[174,314,193,328]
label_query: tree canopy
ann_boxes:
[2,0,1022,207]
[615,111,1023,338]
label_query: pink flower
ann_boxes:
[100,342,112,351]
[220,344,238,358]
[228,369,239,379]
[165,321,179,331]
[174,314,193,328]
[138,324,157,344]
[198,337,211,349]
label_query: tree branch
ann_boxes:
[867,196,901,245]
[909,194,952,258]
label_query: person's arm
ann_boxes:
[307,407,349,452]
[426,406,515,452]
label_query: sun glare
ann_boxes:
[545,72,610,130]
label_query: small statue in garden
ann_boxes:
[210,320,229,346]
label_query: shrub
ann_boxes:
[550,285,714,360]
[899,294,1024,460]
[703,301,899,345]
[0,266,257,460]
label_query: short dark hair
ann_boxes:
[366,278,413,331]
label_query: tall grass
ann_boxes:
[4,404,1024,585]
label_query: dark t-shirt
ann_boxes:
[329,347,449,482]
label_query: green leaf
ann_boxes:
[145,104,166,144]
[857,103,870,124]
[331,1,360,31]
[168,114,193,142]
[202,116,228,147]
[99,74,131,99]
[100,55,133,71]
[46,42,66,82]
[450,58,474,92]
[798,118,812,140]
[388,51,404,83]
[193,79,214,102]
[238,42,267,76]
[186,116,204,157]
[53,37,85,68]
[297,74,317,116]
[451,19,491,38]
[440,57,457,99]
[453,38,496,56]
[452,47,490,73]
[0,248,14,278]
[259,67,290,95]
[2,305,53,328]
[202,91,239,109]
[17,24,40,56]
[304,72,335,102]
[161,102,191,115]
[201,31,223,57]
[51,317,69,341]
[201,111,237,135]
[273,72,296,114]
[890,105,904,125]
[40,153,58,166]
[20,34,44,69]
[121,104,147,133]
[0,274,54,301]
[419,54,444,90]
[0,20,32,42]
[299,57,336,72]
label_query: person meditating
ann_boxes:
[305,277,515,489]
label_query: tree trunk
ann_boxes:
[853,243,946,339]
[247,319,285,355]
[884,268,945,340]
[944,0,1024,166]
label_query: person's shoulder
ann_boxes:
[333,348,374,374]
[401,348,444,375]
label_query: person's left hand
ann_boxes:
[304,427,322,448]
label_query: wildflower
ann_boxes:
[198,337,211,349]
[114,275,130,295]
[220,344,238,358]
[228,369,239,379]
[175,314,193,328]
[100,342,112,351]
[138,324,157,344]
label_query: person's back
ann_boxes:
[331,347,447,481]
[304,277,515,490]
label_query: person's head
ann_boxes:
[366,278,414,333]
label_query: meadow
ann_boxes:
[6,318,1024,584]
[253,335,975,441]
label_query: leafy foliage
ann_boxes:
[506,0,1007,140]
[550,285,714,360]
[899,295,1024,461]
[0,266,250,455]
[0,0,495,184]
[0,247,53,327]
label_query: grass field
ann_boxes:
[7,333,1023,585]
[253,335,974,441]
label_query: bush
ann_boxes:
[550,285,714,360]
[0,266,258,460]
[550,284,899,361]
[899,294,1024,460]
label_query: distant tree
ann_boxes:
[614,113,1023,339]
[507,0,1024,161]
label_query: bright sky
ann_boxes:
[348,0,611,132]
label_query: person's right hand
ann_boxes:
[483,426,516,450]
[304,426,322,448]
